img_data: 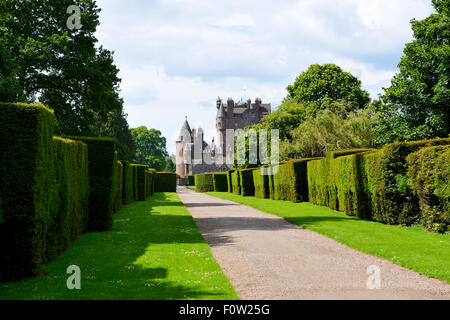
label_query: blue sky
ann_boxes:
[95,0,434,154]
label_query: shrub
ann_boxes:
[271,162,290,201]
[121,161,133,204]
[213,173,228,192]
[186,175,195,186]
[132,164,138,201]
[195,173,214,192]
[226,170,235,193]
[407,145,450,233]
[147,169,156,197]
[47,137,89,260]
[239,169,255,196]
[365,138,450,225]
[114,161,123,212]
[132,165,148,201]
[155,172,177,192]
[0,103,56,280]
[65,136,117,231]
[231,171,241,195]
[288,158,322,203]
[253,167,270,199]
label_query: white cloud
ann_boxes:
[95,0,435,153]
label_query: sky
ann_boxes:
[94,0,434,154]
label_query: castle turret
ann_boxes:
[216,97,222,109]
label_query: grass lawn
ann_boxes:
[0,193,238,300]
[187,186,196,191]
[207,192,450,283]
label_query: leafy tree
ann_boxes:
[280,108,377,160]
[376,0,450,144]
[0,0,134,157]
[130,126,169,171]
[286,64,371,112]
[164,155,176,172]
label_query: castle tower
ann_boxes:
[216,102,226,154]
[176,116,192,178]
[226,97,234,120]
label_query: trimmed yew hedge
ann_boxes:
[48,137,89,260]
[226,170,235,193]
[253,167,270,199]
[406,145,450,233]
[195,173,214,192]
[212,172,228,192]
[66,136,117,231]
[239,169,255,196]
[231,171,241,195]
[186,175,195,186]
[114,161,124,212]
[121,161,133,204]
[288,158,322,203]
[271,162,290,201]
[0,103,56,280]
[154,172,177,192]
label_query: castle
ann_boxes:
[176,97,271,177]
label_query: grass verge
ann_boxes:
[207,192,450,283]
[0,193,238,300]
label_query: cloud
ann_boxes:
[95,0,435,153]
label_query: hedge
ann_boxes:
[239,169,255,196]
[132,164,149,201]
[226,170,235,193]
[186,175,195,186]
[114,160,123,212]
[231,171,241,195]
[121,161,133,204]
[47,137,89,260]
[407,145,450,233]
[360,139,450,225]
[0,103,56,280]
[271,162,290,201]
[132,164,138,201]
[146,169,156,197]
[308,149,374,212]
[195,173,214,192]
[253,167,270,199]
[154,172,177,192]
[213,173,228,192]
[288,158,322,203]
[65,136,117,231]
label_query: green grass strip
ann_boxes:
[0,193,238,300]
[207,192,450,283]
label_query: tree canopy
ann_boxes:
[376,0,450,144]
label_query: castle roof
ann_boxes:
[181,116,191,133]
[217,103,226,118]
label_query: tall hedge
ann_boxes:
[271,162,290,201]
[0,103,55,280]
[231,171,241,195]
[132,164,138,201]
[358,139,450,225]
[406,145,450,233]
[114,161,123,212]
[288,158,322,203]
[213,173,228,192]
[133,164,149,200]
[186,175,195,186]
[146,169,156,197]
[226,170,235,193]
[239,169,255,196]
[155,172,177,192]
[195,173,214,192]
[253,167,270,199]
[47,137,89,260]
[65,136,117,231]
[121,161,133,204]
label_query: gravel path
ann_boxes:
[177,187,450,300]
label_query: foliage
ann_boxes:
[154,172,177,192]
[212,173,228,192]
[375,0,450,144]
[121,161,133,205]
[131,126,169,171]
[286,64,371,111]
[288,158,322,203]
[407,145,450,233]
[65,136,117,231]
[239,169,255,196]
[0,103,55,280]
[195,173,214,192]
[280,108,378,160]
[231,171,241,195]
[253,167,270,199]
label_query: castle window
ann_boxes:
[251,112,255,119]
[234,121,238,127]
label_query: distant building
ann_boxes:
[176,97,271,177]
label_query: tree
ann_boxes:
[164,155,176,172]
[376,0,450,144]
[130,126,169,171]
[0,0,134,157]
[286,64,371,112]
